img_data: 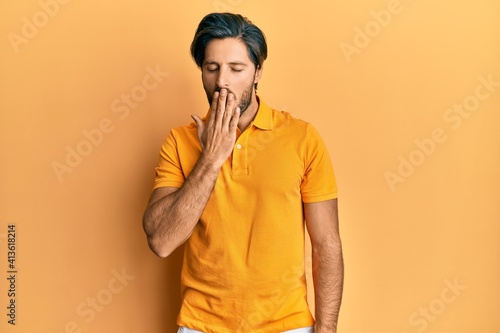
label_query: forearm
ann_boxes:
[312,241,344,333]
[143,154,221,257]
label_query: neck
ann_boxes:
[237,94,259,132]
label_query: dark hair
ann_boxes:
[190,13,267,88]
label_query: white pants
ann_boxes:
[178,326,314,333]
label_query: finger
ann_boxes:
[207,91,219,129]
[229,107,240,132]
[214,89,227,131]
[191,114,204,132]
[191,115,205,146]
[222,92,235,130]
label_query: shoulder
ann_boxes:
[161,121,199,151]
[169,121,197,138]
[270,108,322,140]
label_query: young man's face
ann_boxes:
[202,37,262,114]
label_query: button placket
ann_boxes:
[231,130,249,176]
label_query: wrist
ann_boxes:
[315,328,336,333]
[198,152,225,174]
[314,323,337,333]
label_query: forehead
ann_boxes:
[203,38,252,64]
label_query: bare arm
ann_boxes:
[143,89,240,258]
[142,157,220,258]
[304,199,344,333]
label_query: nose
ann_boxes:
[216,67,229,88]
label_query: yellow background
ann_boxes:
[1,0,499,332]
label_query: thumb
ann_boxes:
[191,114,205,132]
[191,114,205,144]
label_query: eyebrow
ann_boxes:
[204,61,248,66]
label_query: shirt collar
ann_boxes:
[251,95,273,130]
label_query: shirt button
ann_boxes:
[236,144,242,149]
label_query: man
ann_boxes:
[143,12,343,333]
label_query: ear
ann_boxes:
[254,64,263,84]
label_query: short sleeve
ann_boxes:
[153,131,185,190]
[300,124,338,203]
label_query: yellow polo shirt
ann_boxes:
[154,98,337,333]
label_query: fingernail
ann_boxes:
[220,89,227,96]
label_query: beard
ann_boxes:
[205,79,255,115]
